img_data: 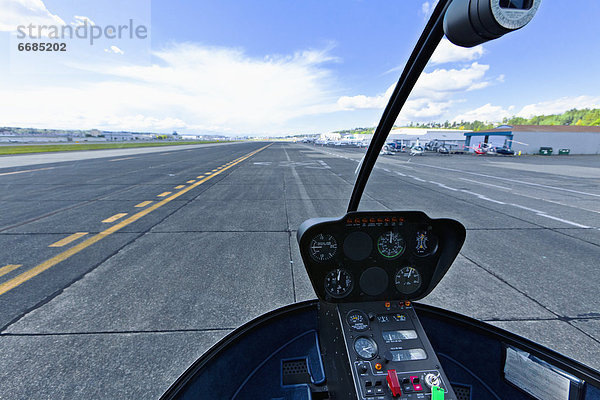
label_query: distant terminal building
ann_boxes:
[465,125,600,154]
[388,128,470,150]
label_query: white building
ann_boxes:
[465,125,600,154]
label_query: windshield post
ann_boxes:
[347,0,452,212]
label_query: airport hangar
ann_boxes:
[464,125,600,154]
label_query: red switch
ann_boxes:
[386,369,402,397]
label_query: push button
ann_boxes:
[365,387,375,396]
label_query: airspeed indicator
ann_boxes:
[309,233,337,262]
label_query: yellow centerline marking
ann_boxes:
[0,265,22,278]
[174,185,185,189]
[0,144,272,296]
[102,213,128,223]
[157,191,172,197]
[186,180,196,183]
[135,201,153,208]
[0,167,55,177]
[48,232,89,248]
[109,157,136,162]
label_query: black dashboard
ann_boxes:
[297,211,466,303]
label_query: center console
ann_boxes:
[297,211,466,399]
[320,301,454,399]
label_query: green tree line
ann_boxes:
[408,108,600,131]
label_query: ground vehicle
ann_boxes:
[161,1,600,399]
[495,146,515,155]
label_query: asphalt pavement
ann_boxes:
[0,142,598,399]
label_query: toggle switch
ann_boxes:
[386,369,402,397]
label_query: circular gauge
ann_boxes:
[414,229,438,257]
[309,233,337,262]
[377,231,406,259]
[346,310,369,331]
[395,267,422,295]
[324,269,353,298]
[354,337,378,360]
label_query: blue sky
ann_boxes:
[0,0,599,135]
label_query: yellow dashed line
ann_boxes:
[0,144,272,296]
[174,185,185,189]
[102,213,128,223]
[49,232,89,248]
[0,167,54,177]
[135,201,153,208]
[186,180,196,184]
[0,265,21,278]
[157,192,172,197]
[211,169,218,172]
[109,157,136,162]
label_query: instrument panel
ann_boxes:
[297,211,465,303]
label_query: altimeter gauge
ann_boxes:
[324,268,353,298]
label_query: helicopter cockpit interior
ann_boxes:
[160,1,600,399]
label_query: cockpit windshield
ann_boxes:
[0,1,598,398]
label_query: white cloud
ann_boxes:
[0,0,65,32]
[516,95,600,118]
[104,45,124,55]
[412,62,490,98]
[452,103,512,122]
[71,15,95,26]
[430,38,485,64]
[421,1,439,17]
[0,43,341,134]
[451,95,600,123]
[337,62,491,122]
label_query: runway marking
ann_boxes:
[461,190,506,204]
[535,213,590,228]
[157,192,172,197]
[49,232,88,248]
[509,203,544,213]
[186,180,196,183]
[211,169,218,172]
[429,181,458,191]
[108,157,136,162]
[135,201,153,208]
[102,213,128,223]
[459,177,510,190]
[0,265,21,278]
[412,177,426,182]
[0,144,272,297]
[395,172,406,177]
[0,167,55,177]
[174,185,185,189]
[382,168,391,173]
[409,162,600,198]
